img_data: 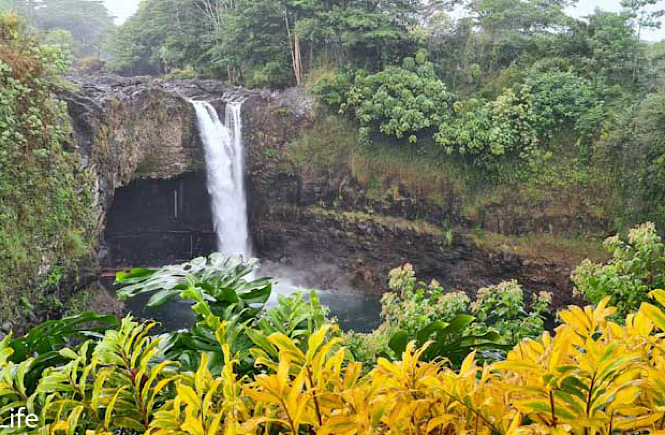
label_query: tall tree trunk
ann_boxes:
[294,32,303,85]
[284,11,302,86]
[632,24,641,84]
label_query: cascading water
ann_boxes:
[116,98,381,333]
[192,100,252,257]
[187,99,381,331]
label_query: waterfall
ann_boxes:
[192,100,252,258]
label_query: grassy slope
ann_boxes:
[282,113,613,267]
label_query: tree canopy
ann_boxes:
[0,0,114,56]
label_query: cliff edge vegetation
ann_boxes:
[0,14,95,322]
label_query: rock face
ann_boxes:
[62,74,314,267]
[62,76,203,234]
[63,74,580,310]
[62,74,313,234]
[251,206,579,308]
[236,90,582,308]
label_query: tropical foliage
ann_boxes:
[116,254,335,377]
[345,263,551,366]
[0,12,94,321]
[0,227,664,433]
[3,1,665,431]
[0,0,114,57]
[6,280,665,433]
[573,222,665,317]
[315,57,453,145]
[116,254,272,322]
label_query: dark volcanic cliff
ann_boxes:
[61,74,583,313]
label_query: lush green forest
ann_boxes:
[100,0,665,227]
[0,0,113,56]
[4,0,665,433]
[3,0,665,227]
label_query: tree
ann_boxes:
[621,0,665,83]
[107,0,208,76]
[458,0,574,78]
[586,10,638,86]
[0,0,114,57]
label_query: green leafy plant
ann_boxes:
[116,254,272,322]
[434,88,542,169]
[346,264,550,366]
[36,316,179,433]
[116,254,273,375]
[469,279,552,343]
[254,291,331,340]
[315,60,453,145]
[524,69,605,141]
[246,291,336,370]
[7,311,117,394]
[387,314,507,365]
[572,222,665,317]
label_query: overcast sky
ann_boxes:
[103,0,138,24]
[103,0,665,42]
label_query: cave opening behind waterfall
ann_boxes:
[104,172,217,267]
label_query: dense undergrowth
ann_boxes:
[1,233,665,434]
[0,14,95,322]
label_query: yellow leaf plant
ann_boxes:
[15,292,665,434]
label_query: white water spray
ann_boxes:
[192,100,252,257]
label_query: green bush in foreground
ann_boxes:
[345,263,551,365]
[3,260,665,433]
[573,221,665,318]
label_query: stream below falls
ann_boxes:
[120,269,383,333]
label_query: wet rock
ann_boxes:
[60,73,582,313]
[250,204,580,309]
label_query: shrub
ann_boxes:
[572,222,665,317]
[434,88,543,168]
[470,280,552,343]
[346,264,550,365]
[314,61,453,144]
[315,64,545,170]
[525,69,605,141]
